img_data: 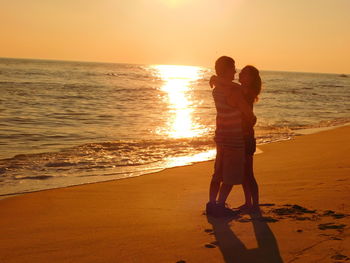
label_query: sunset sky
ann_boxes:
[1,0,349,74]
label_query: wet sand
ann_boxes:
[0,126,349,263]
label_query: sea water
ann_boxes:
[0,58,349,196]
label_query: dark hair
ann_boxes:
[241,65,261,103]
[215,56,235,77]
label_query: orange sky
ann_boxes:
[1,0,349,73]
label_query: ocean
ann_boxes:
[0,57,349,196]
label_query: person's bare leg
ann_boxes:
[217,183,233,205]
[209,179,221,203]
[239,177,252,210]
[246,155,259,209]
[239,156,253,209]
[250,173,259,208]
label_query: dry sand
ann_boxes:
[0,126,349,263]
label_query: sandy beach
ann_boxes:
[0,125,349,263]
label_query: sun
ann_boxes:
[158,0,187,7]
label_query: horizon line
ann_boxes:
[0,56,348,76]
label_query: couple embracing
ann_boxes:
[206,56,262,217]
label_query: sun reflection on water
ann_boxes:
[152,65,206,138]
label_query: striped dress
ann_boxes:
[212,86,244,148]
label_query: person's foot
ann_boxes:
[237,203,253,214]
[206,202,217,216]
[249,206,263,218]
[206,202,240,217]
[250,205,261,213]
[238,203,261,214]
[237,203,252,211]
[214,203,240,218]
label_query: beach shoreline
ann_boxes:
[0,123,348,201]
[0,125,349,262]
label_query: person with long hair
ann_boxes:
[238,65,262,212]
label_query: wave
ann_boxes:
[316,84,345,88]
[0,137,215,176]
[14,175,54,180]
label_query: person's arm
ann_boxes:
[210,75,233,88]
[209,75,217,88]
[227,87,256,126]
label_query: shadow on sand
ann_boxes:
[206,211,284,263]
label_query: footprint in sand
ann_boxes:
[295,216,313,221]
[210,241,219,246]
[331,237,342,240]
[318,223,346,230]
[259,203,276,207]
[322,210,348,219]
[272,205,316,216]
[331,252,350,261]
[257,216,279,223]
[204,243,216,248]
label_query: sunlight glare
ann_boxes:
[152,65,204,138]
[164,149,216,167]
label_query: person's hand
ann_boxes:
[245,113,257,128]
[249,114,257,127]
[209,75,217,88]
[252,115,257,126]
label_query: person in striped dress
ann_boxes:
[206,56,256,217]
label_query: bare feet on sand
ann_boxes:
[237,203,260,213]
